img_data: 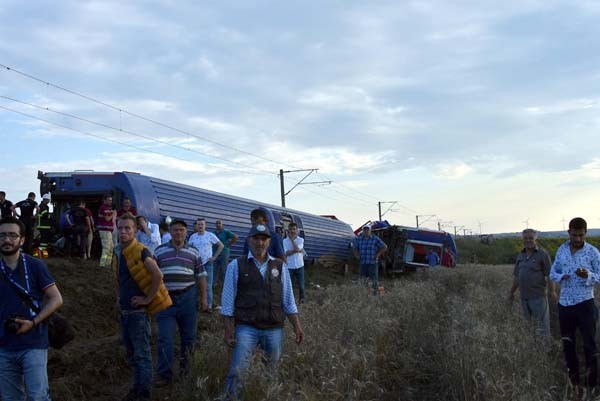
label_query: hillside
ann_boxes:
[43,258,573,400]
[455,236,600,265]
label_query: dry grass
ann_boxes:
[47,260,574,400]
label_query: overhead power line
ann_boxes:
[0,62,423,217]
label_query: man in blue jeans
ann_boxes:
[0,216,63,401]
[188,218,223,312]
[353,225,387,295]
[221,224,304,398]
[114,213,165,401]
[154,218,207,387]
[283,223,305,303]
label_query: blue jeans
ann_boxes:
[213,250,230,287]
[0,348,50,401]
[520,296,550,337]
[120,311,152,395]
[359,263,379,293]
[205,262,214,308]
[224,324,283,398]
[288,266,305,301]
[156,286,198,380]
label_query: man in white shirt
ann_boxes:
[188,218,224,311]
[550,217,600,395]
[283,223,305,303]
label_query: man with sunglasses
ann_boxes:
[0,216,63,401]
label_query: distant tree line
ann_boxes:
[454,236,600,265]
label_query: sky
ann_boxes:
[1,0,600,234]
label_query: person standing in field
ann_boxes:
[221,224,304,398]
[353,225,387,295]
[11,192,39,255]
[113,213,170,401]
[153,218,207,387]
[188,218,223,311]
[0,216,63,401]
[509,228,556,337]
[283,222,305,303]
[213,219,238,288]
[0,191,14,218]
[98,194,116,268]
[550,217,600,394]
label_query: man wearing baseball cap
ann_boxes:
[221,224,304,398]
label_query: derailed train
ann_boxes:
[38,170,355,262]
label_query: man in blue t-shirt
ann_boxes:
[0,216,64,401]
[242,208,286,263]
[213,219,238,288]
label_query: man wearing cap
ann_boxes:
[153,218,207,387]
[353,226,387,295]
[221,224,304,398]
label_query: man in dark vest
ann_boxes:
[221,224,304,398]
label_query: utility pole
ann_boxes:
[278,168,331,208]
[453,225,464,236]
[378,201,397,221]
[437,219,452,231]
[560,217,566,231]
[522,218,530,229]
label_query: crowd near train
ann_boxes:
[3,172,596,400]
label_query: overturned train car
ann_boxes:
[38,171,355,263]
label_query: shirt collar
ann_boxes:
[246,251,274,263]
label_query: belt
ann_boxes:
[169,285,194,296]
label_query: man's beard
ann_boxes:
[0,244,20,256]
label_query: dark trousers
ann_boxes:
[558,299,599,387]
[21,219,34,254]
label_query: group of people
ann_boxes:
[0,195,309,401]
[510,217,600,398]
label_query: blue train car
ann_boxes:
[38,171,355,262]
[371,224,458,272]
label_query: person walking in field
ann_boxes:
[550,217,600,396]
[221,224,304,399]
[509,228,556,337]
[112,213,170,401]
[353,225,387,295]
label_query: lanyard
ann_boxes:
[0,253,31,295]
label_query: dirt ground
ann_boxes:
[44,257,349,401]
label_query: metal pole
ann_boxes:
[438,221,441,231]
[416,215,419,228]
[378,202,382,221]
[279,169,286,208]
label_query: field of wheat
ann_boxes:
[46,260,573,401]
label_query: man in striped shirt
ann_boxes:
[221,224,304,398]
[153,218,207,387]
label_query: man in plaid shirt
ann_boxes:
[353,226,387,295]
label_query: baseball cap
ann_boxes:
[248,224,271,238]
[362,225,371,231]
[169,217,187,228]
[42,193,51,200]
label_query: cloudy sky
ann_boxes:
[2,0,600,233]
